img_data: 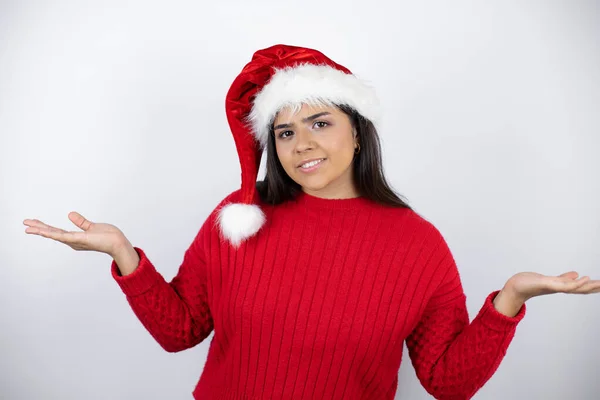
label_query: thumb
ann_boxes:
[68,212,93,231]
[558,271,579,280]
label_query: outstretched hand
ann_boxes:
[23,212,127,256]
[508,271,600,300]
[494,271,600,317]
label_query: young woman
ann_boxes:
[24,44,600,400]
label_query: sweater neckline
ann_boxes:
[294,190,373,211]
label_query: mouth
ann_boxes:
[297,158,326,172]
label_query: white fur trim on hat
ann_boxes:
[217,203,266,247]
[248,63,381,147]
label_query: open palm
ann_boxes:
[507,271,600,302]
[23,212,125,256]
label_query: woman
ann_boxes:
[23,44,599,399]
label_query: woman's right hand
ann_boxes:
[23,212,127,257]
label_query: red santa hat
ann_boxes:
[218,44,381,247]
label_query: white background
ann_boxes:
[1,0,598,399]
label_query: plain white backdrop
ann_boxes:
[1,0,599,399]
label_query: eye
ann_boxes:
[277,130,294,139]
[313,121,329,129]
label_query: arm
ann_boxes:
[405,231,526,400]
[111,222,214,353]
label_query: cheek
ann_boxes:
[326,138,355,167]
[275,143,294,172]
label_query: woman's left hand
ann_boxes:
[493,271,600,317]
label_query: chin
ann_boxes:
[297,177,332,192]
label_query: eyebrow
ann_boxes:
[273,112,331,130]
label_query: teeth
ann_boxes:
[301,159,323,168]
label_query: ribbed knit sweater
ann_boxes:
[111,190,526,400]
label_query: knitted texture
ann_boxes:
[112,190,526,399]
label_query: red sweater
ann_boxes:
[111,190,526,399]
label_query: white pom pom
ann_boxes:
[217,203,266,247]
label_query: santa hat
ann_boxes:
[218,44,381,247]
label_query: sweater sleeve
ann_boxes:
[110,217,215,353]
[405,227,526,400]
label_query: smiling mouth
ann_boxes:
[298,158,326,171]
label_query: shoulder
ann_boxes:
[410,211,448,245]
[191,188,244,242]
[411,211,452,255]
[386,209,463,301]
[404,211,459,284]
[380,205,443,238]
[218,188,244,205]
[380,205,453,261]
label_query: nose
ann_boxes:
[294,128,315,153]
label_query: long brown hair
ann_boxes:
[256,104,412,210]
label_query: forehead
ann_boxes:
[273,102,341,123]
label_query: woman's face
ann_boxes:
[273,103,359,199]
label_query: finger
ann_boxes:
[68,212,93,231]
[24,222,67,235]
[549,275,590,292]
[23,218,41,227]
[564,276,590,291]
[571,280,600,294]
[28,227,85,245]
[23,219,59,230]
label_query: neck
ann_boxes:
[302,186,359,199]
[294,190,371,211]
